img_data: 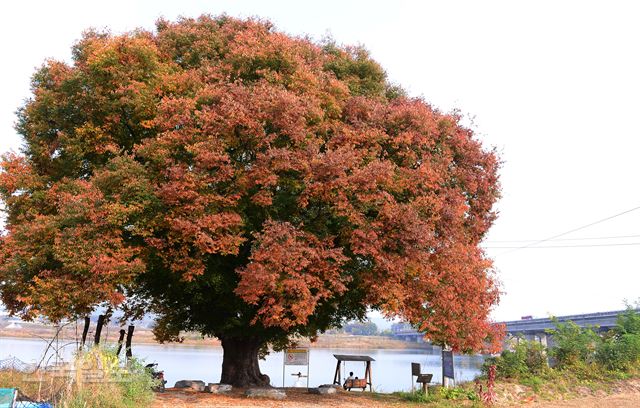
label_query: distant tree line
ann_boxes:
[341,320,379,336]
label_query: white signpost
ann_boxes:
[283,348,310,388]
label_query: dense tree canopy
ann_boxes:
[0,15,501,385]
[343,320,379,336]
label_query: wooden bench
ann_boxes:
[344,378,367,391]
[332,354,374,391]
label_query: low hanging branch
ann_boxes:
[35,322,73,370]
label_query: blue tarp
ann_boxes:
[0,389,17,408]
[0,389,52,408]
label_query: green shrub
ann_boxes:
[0,347,156,407]
[524,341,548,375]
[439,386,479,401]
[394,387,479,404]
[544,309,640,377]
[60,347,157,408]
[596,333,640,371]
[393,390,437,403]
[483,339,548,379]
[519,375,544,392]
[479,309,640,398]
[591,308,640,372]
[546,320,601,368]
[615,307,640,335]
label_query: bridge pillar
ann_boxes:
[537,332,548,347]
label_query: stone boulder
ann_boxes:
[174,380,206,392]
[245,388,287,399]
[205,383,233,394]
[309,385,337,395]
[319,384,342,390]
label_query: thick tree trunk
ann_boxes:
[220,336,270,387]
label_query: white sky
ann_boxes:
[1,1,639,322]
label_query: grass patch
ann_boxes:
[0,347,157,407]
[394,390,439,403]
[392,385,482,407]
[519,375,544,393]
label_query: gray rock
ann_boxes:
[245,388,287,399]
[319,384,342,390]
[309,386,337,395]
[205,383,233,394]
[174,380,206,391]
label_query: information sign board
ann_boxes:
[442,350,454,379]
[285,348,309,365]
[283,348,310,387]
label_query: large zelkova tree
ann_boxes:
[0,16,502,386]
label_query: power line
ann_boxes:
[485,234,640,243]
[494,204,640,256]
[485,242,640,249]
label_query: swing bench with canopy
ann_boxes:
[332,354,374,391]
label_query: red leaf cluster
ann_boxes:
[236,220,348,329]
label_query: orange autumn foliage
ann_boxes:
[0,15,502,353]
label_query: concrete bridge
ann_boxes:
[391,309,635,347]
[501,309,633,347]
[391,324,428,343]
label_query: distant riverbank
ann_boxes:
[0,323,431,350]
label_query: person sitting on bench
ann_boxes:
[343,372,354,389]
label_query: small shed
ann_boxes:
[332,354,375,391]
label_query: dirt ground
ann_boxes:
[153,386,640,408]
[519,392,640,408]
[494,378,640,408]
[153,387,407,408]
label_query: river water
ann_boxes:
[0,337,486,392]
